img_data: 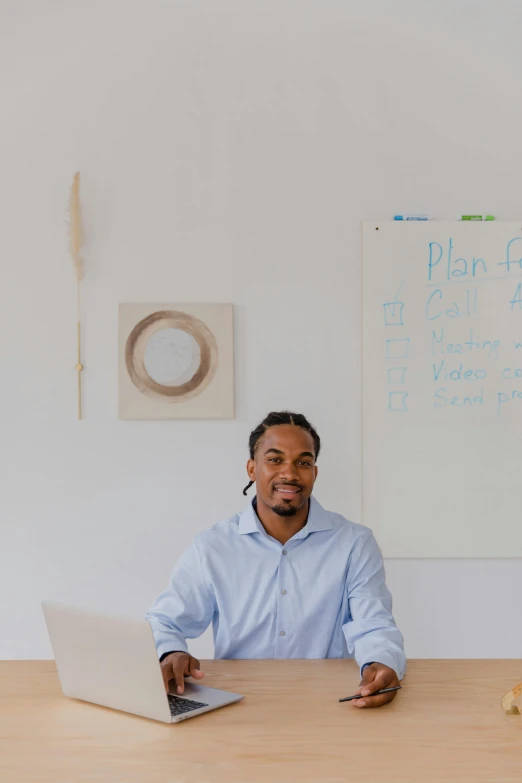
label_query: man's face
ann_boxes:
[247,425,318,517]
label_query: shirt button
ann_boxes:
[281,589,287,595]
[279,631,286,636]
[282,549,288,555]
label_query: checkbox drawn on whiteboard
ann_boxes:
[383,301,405,326]
[388,367,407,385]
[386,338,410,361]
[388,391,409,412]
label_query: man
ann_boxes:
[146,411,406,709]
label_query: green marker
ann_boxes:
[460,215,495,221]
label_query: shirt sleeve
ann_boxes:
[145,539,215,660]
[342,532,406,680]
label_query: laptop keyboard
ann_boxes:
[167,694,209,717]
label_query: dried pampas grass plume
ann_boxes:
[67,171,84,420]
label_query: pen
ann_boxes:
[339,685,402,702]
[459,215,495,221]
[394,215,431,221]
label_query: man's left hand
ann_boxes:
[352,663,400,709]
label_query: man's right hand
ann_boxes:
[160,652,205,695]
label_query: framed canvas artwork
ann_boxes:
[119,303,234,420]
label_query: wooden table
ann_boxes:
[1,660,521,782]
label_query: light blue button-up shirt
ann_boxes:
[146,497,406,678]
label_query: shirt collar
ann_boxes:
[237,496,334,537]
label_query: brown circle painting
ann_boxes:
[125,310,219,403]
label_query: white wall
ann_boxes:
[2,0,522,660]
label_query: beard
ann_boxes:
[271,502,300,517]
[270,487,307,517]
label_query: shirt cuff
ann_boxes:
[159,650,185,663]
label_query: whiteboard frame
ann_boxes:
[362,220,522,558]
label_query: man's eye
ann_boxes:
[299,462,312,467]
[268,458,281,463]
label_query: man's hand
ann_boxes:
[160,652,205,695]
[352,663,400,709]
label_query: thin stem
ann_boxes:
[77,281,82,420]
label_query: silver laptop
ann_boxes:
[42,601,243,723]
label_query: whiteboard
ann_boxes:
[362,221,522,557]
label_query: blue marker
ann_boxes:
[394,215,431,221]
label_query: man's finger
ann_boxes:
[359,664,398,697]
[189,658,205,679]
[360,672,389,697]
[173,664,186,695]
[358,665,383,696]
[353,689,398,709]
[161,665,171,694]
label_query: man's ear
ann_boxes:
[247,459,256,482]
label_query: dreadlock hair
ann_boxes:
[242,411,321,495]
